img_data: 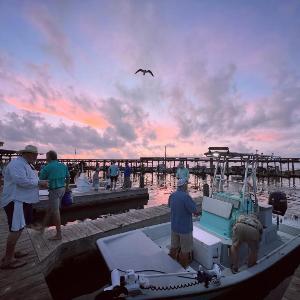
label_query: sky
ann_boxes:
[0,0,300,158]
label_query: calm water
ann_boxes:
[129,173,300,217]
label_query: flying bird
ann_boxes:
[135,69,154,77]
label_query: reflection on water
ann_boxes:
[128,173,300,217]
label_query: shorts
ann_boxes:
[110,176,118,182]
[4,201,33,232]
[48,187,65,212]
[171,231,193,253]
[232,223,260,250]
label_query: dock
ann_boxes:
[0,209,52,300]
[0,197,202,299]
[282,263,300,300]
[33,188,149,223]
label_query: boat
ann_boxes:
[95,149,300,299]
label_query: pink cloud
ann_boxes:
[5,97,108,129]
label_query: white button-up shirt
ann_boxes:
[1,156,39,208]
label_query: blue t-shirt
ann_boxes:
[124,166,131,177]
[168,190,197,234]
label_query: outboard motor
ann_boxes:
[268,191,287,216]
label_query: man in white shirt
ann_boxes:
[0,145,48,269]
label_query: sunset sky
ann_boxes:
[1,0,300,158]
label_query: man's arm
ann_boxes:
[168,195,171,208]
[184,195,197,214]
[10,163,39,188]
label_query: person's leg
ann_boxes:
[110,177,113,190]
[247,240,259,267]
[169,231,180,260]
[230,243,240,272]
[114,176,118,190]
[1,202,27,268]
[178,232,193,268]
[231,224,242,272]
[2,231,22,263]
[49,188,64,240]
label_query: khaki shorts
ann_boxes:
[171,231,193,253]
[48,187,65,212]
[232,223,260,250]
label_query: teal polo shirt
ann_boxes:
[39,160,70,190]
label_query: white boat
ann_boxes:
[95,149,300,299]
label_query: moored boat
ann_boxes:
[95,149,300,299]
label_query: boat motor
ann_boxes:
[268,191,287,216]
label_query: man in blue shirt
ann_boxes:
[123,161,132,189]
[168,179,198,268]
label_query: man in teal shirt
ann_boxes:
[39,151,70,240]
[108,161,119,191]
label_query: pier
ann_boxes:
[1,147,300,179]
[33,188,149,224]
[282,263,300,300]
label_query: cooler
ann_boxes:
[193,226,221,269]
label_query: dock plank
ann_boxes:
[282,263,300,300]
[0,209,52,300]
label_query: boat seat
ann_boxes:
[202,196,233,219]
[213,192,241,209]
[97,230,184,273]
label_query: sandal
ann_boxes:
[0,259,27,269]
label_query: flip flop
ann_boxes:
[14,251,29,259]
[0,259,27,269]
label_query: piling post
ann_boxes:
[210,158,213,175]
[292,160,295,176]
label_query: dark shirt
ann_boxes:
[124,166,132,177]
[168,189,197,234]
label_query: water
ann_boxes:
[130,173,300,217]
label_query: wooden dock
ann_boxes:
[33,187,149,223]
[282,263,300,300]
[1,197,202,299]
[0,209,52,300]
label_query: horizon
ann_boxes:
[1,0,300,158]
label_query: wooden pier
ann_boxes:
[0,197,202,300]
[282,263,300,300]
[33,188,149,224]
[0,209,52,300]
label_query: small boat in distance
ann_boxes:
[95,148,300,299]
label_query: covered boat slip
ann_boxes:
[97,220,300,299]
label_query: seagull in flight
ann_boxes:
[135,69,154,77]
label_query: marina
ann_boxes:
[1,1,300,299]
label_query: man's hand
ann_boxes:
[38,180,48,189]
[193,212,200,217]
